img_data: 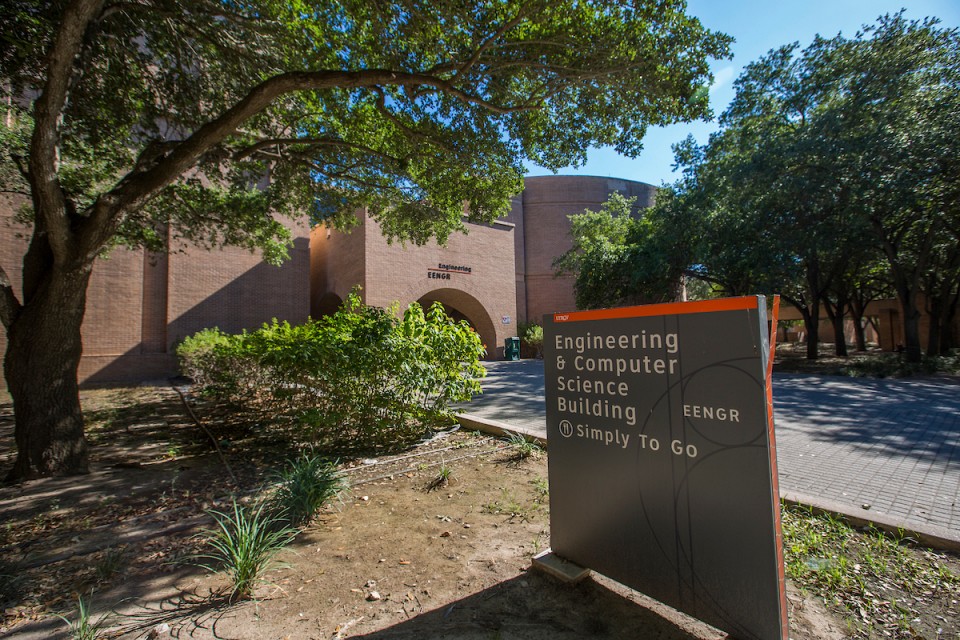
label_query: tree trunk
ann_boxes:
[823,297,848,357]
[4,265,92,481]
[943,294,959,353]
[849,298,868,352]
[926,297,942,357]
[831,311,848,357]
[899,294,923,363]
[803,299,820,360]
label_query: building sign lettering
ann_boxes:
[543,296,787,640]
[427,263,472,280]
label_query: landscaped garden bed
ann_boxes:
[1,386,958,639]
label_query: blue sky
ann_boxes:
[525,0,960,186]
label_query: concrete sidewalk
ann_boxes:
[457,360,960,548]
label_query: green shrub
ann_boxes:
[177,291,486,452]
[842,351,960,378]
[520,323,544,359]
[176,327,261,404]
[269,453,345,527]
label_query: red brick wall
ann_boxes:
[3,175,663,386]
[310,213,367,317]
[166,218,310,351]
[314,211,518,359]
[502,195,527,325]
[1,198,310,386]
[520,176,657,324]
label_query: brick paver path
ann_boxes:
[458,360,960,535]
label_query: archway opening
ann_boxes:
[417,288,498,360]
[312,292,343,318]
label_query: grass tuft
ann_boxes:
[55,594,110,640]
[191,499,297,601]
[269,453,345,527]
[504,431,542,460]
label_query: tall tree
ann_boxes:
[645,14,960,361]
[553,187,698,309]
[552,192,642,310]
[826,14,960,361]
[0,0,730,480]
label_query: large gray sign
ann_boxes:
[544,297,786,640]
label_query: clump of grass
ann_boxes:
[781,503,960,636]
[191,499,297,602]
[531,477,549,503]
[504,431,542,460]
[269,453,345,527]
[482,488,538,522]
[55,594,111,640]
[426,460,453,491]
[94,547,127,584]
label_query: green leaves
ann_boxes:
[3,0,731,255]
[553,190,693,309]
[176,291,486,453]
[191,499,298,602]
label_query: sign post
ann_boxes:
[542,296,786,640]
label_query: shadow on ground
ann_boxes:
[773,374,960,468]
[347,572,713,640]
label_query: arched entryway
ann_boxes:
[312,292,343,318]
[417,288,498,360]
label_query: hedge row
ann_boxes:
[177,292,486,452]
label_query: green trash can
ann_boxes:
[505,336,521,361]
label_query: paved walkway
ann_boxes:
[457,360,960,544]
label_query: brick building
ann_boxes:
[311,176,657,359]
[1,176,655,384]
[0,194,310,385]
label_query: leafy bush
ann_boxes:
[177,291,486,451]
[269,453,345,527]
[176,327,268,404]
[520,323,544,359]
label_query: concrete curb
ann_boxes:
[457,413,960,553]
[781,491,960,553]
[456,413,548,448]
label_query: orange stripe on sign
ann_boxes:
[552,296,761,323]
[764,294,789,640]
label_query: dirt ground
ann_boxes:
[0,386,926,639]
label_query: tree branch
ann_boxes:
[233,136,383,161]
[0,262,23,330]
[78,67,537,259]
[28,0,107,264]
[371,89,455,153]
[451,6,532,79]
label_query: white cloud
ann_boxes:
[710,66,736,94]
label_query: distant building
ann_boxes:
[312,176,657,358]
[0,176,656,384]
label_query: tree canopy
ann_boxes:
[0,0,732,479]
[562,13,959,361]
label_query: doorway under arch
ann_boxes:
[312,292,343,318]
[417,288,498,360]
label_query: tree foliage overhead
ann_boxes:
[0,0,733,479]
[566,13,959,360]
[0,0,731,255]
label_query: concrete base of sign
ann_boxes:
[531,549,591,584]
